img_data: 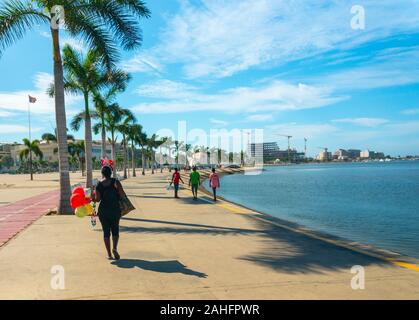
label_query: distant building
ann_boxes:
[249,142,304,162]
[347,149,361,159]
[333,149,361,160]
[360,150,385,159]
[333,149,350,160]
[316,150,332,161]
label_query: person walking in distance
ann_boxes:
[189,166,201,200]
[170,168,184,198]
[209,168,220,201]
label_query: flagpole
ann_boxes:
[27,97,33,181]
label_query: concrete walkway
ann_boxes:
[0,172,418,299]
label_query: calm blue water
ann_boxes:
[207,161,419,259]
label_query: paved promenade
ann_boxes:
[0,172,418,299]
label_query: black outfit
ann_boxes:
[96,178,121,238]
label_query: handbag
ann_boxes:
[119,195,135,216]
[113,178,135,216]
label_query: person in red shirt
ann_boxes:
[170,168,184,198]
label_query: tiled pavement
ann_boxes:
[0,190,58,247]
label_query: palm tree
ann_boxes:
[51,45,110,188]
[68,140,85,176]
[158,137,168,173]
[146,134,162,174]
[19,138,43,181]
[93,70,131,159]
[94,104,134,177]
[174,140,184,169]
[136,131,148,175]
[0,0,150,214]
[117,112,137,179]
[42,131,74,143]
[127,123,143,177]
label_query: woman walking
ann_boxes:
[209,168,220,201]
[93,166,126,260]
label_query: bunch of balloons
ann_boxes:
[70,187,94,218]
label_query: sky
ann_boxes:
[0,0,419,157]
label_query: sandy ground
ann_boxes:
[0,171,418,299]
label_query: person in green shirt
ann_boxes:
[189,166,201,200]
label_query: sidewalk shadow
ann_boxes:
[111,259,207,278]
[239,215,389,274]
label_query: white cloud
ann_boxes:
[0,124,41,134]
[317,46,419,90]
[136,80,198,99]
[402,108,419,115]
[209,118,228,128]
[132,80,347,114]
[0,111,15,117]
[0,72,82,115]
[332,118,389,127]
[61,38,87,53]
[155,0,419,79]
[245,114,273,122]
[121,51,164,74]
[39,31,51,38]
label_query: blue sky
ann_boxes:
[1,0,419,157]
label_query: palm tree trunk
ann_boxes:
[152,151,155,174]
[110,130,117,178]
[52,28,72,214]
[100,111,106,159]
[84,94,93,188]
[141,146,145,175]
[123,135,127,179]
[29,148,33,181]
[131,140,136,177]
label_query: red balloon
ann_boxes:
[72,187,85,197]
[70,194,85,209]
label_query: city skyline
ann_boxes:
[0,1,419,156]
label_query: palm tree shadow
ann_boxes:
[240,215,390,274]
[111,259,207,278]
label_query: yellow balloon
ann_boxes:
[75,205,88,218]
[85,204,94,216]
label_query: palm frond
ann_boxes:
[0,1,49,56]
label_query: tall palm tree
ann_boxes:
[93,70,131,159]
[127,123,142,177]
[0,0,150,214]
[117,112,137,179]
[136,131,148,175]
[19,138,43,181]
[94,104,134,177]
[50,45,109,188]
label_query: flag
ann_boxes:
[28,95,37,103]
